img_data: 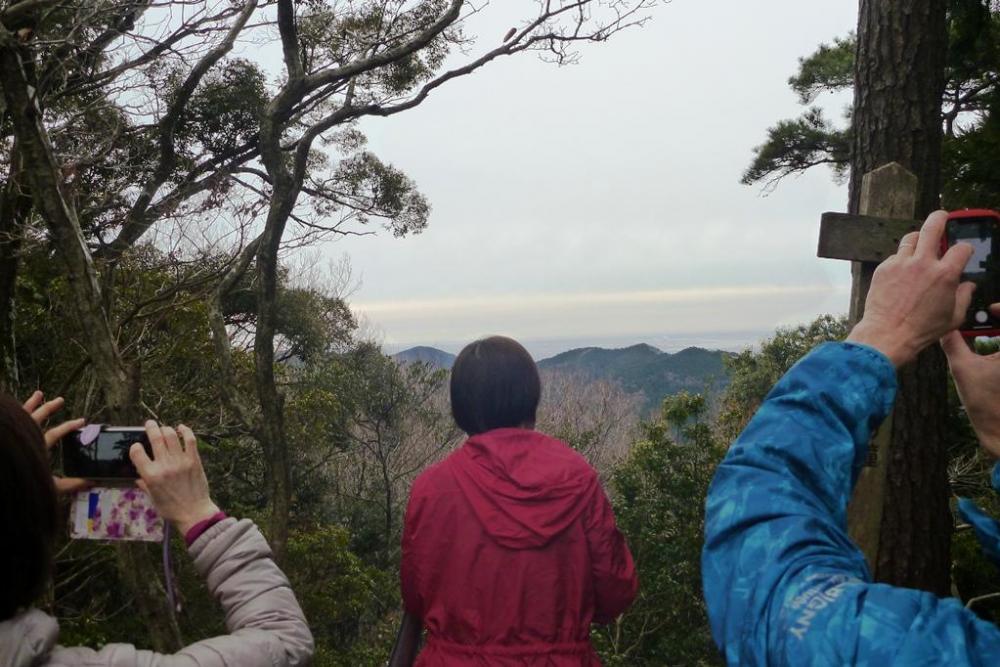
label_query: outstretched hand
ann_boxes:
[942,322,1000,459]
[23,390,89,494]
[129,421,220,536]
[847,210,976,367]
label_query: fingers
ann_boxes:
[941,329,974,364]
[20,394,86,452]
[54,477,91,495]
[915,210,950,258]
[22,390,43,413]
[896,231,920,258]
[145,420,168,461]
[129,441,154,476]
[141,421,195,463]
[44,417,86,450]
[161,425,183,458]
[28,396,65,427]
[941,241,975,277]
[178,424,200,463]
[952,282,977,328]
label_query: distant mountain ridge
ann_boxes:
[392,346,457,368]
[537,343,729,409]
[393,343,730,408]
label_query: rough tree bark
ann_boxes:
[848,0,952,596]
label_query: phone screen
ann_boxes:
[947,216,1000,331]
[951,220,995,280]
[62,428,151,480]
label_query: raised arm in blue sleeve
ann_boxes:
[702,342,1000,666]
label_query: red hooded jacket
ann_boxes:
[400,428,638,666]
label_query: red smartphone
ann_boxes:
[943,209,1000,338]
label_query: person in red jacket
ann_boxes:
[398,336,638,666]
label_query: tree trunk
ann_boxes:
[849,0,948,217]
[0,141,30,392]
[848,0,952,596]
[253,168,299,564]
[253,56,309,561]
[254,210,293,563]
[875,357,953,593]
[0,34,184,649]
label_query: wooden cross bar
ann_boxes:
[818,211,921,264]
[818,163,921,324]
[815,162,920,570]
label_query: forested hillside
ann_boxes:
[395,342,730,412]
[538,344,730,410]
[392,347,457,369]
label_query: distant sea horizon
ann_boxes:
[383,329,774,360]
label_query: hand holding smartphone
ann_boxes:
[58,425,162,541]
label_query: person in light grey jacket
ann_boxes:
[0,392,313,667]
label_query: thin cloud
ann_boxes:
[354,284,836,315]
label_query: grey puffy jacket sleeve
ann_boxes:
[47,518,314,667]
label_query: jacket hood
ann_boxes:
[449,428,599,549]
[0,608,58,667]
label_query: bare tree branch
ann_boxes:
[102,0,258,262]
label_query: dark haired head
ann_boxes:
[450,336,541,436]
[0,393,56,621]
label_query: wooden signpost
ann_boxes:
[817,162,922,569]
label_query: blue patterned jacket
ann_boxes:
[702,342,1000,665]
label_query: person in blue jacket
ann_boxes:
[702,210,1000,665]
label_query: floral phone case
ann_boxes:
[70,487,164,542]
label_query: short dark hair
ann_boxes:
[450,336,541,436]
[0,393,57,621]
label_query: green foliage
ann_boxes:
[594,392,723,666]
[944,91,1000,209]
[719,314,848,440]
[275,290,356,362]
[741,108,850,187]
[788,34,855,104]
[285,526,398,665]
[974,336,1000,355]
[741,33,855,187]
[947,0,1000,84]
[47,100,160,237]
[297,0,454,98]
[221,278,357,363]
[11,239,407,658]
[953,497,1000,625]
[661,391,707,430]
[326,152,431,237]
[744,0,1000,205]
[176,59,268,156]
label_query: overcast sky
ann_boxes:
[319,1,861,358]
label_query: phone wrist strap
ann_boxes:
[163,524,179,614]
